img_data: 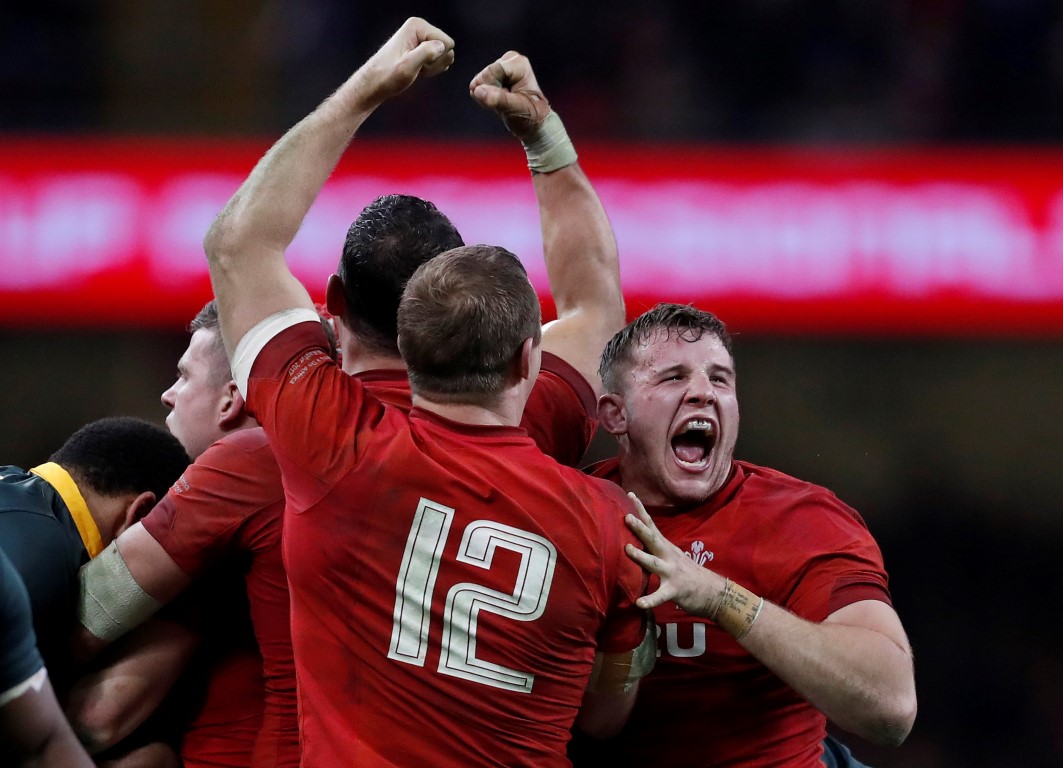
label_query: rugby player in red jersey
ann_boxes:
[573,304,917,767]
[205,17,654,767]
[75,18,634,768]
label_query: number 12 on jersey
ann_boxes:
[388,497,558,693]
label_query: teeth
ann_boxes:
[682,419,715,434]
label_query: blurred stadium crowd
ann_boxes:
[4,0,1063,142]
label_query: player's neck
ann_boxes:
[340,336,406,376]
[411,392,524,428]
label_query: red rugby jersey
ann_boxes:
[141,344,598,768]
[583,458,892,768]
[245,320,646,768]
[178,645,265,768]
[144,429,297,767]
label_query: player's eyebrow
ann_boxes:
[654,363,689,379]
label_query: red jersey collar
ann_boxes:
[352,368,407,383]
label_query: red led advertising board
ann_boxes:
[2,138,1063,335]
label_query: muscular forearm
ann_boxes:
[533,161,624,394]
[535,163,623,325]
[739,600,917,745]
[205,81,375,263]
[66,620,200,753]
[96,742,181,768]
[2,679,94,768]
[470,52,625,393]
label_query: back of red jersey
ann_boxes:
[348,355,596,467]
[244,321,645,768]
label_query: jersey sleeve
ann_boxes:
[521,352,598,468]
[781,495,893,622]
[141,437,280,577]
[592,489,649,654]
[0,547,45,703]
[236,314,387,513]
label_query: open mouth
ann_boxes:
[671,418,716,468]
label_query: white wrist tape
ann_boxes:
[522,111,578,174]
[78,542,162,643]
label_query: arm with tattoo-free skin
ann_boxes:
[469,52,624,396]
[1,675,94,768]
[204,17,455,358]
[624,494,917,746]
[65,619,199,755]
[96,742,181,768]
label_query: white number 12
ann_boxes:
[387,497,558,693]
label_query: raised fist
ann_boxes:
[469,51,552,141]
[359,17,455,106]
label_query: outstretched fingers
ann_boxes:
[625,493,666,553]
[625,544,674,609]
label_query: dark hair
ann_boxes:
[50,416,190,503]
[338,195,464,354]
[398,245,542,405]
[599,303,734,393]
[189,299,339,367]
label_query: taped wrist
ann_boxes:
[522,110,578,174]
[78,541,162,642]
[710,578,764,640]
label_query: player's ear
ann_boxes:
[517,337,538,384]
[597,392,627,436]
[119,491,156,536]
[218,381,246,430]
[325,274,347,318]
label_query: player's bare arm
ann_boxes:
[204,17,455,359]
[65,619,200,755]
[470,52,624,396]
[576,624,656,739]
[95,742,180,768]
[625,494,917,746]
[2,673,94,768]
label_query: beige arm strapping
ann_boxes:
[78,542,162,643]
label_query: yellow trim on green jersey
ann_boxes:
[29,463,103,558]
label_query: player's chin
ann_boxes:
[662,473,717,508]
